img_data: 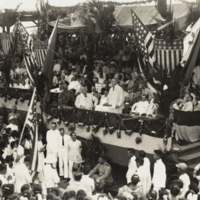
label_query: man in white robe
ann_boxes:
[139,150,150,171]
[14,155,32,193]
[43,154,60,188]
[75,87,98,110]
[126,148,137,184]
[58,128,71,180]
[46,122,59,168]
[136,157,151,197]
[152,150,166,199]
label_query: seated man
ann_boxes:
[173,93,195,112]
[75,87,98,110]
[68,75,82,93]
[89,155,113,187]
[131,94,149,116]
[58,83,76,108]
[95,78,124,113]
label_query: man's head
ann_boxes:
[0,163,7,175]
[141,94,148,101]
[70,132,76,141]
[127,148,135,158]
[80,87,87,95]
[38,134,43,141]
[153,150,163,161]
[131,174,140,186]
[59,128,65,136]
[51,122,57,130]
[98,155,107,164]
[11,104,17,114]
[139,150,146,158]
[24,155,31,167]
[32,184,42,195]
[82,164,90,175]
[170,184,180,197]
[93,77,99,84]
[111,78,118,87]
[176,163,187,174]
[74,171,82,182]
[135,157,144,168]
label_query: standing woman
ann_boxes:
[68,132,82,180]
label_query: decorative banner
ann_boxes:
[33,39,48,69]
[154,38,184,74]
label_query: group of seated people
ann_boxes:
[53,58,159,116]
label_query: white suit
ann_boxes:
[68,140,82,179]
[131,101,149,115]
[152,159,166,196]
[14,163,32,193]
[136,165,151,196]
[75,93,98,110]
[43,164,60,188]
[107,84,125,113]
[126,156,137,184]
[58,134,71,178]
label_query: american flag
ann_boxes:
[33,39,48,69]
[131,9,155,67]
[154,38,183,74]
[0,22,18,55]
[20,88,39,173]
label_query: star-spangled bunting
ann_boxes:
[33,39,48,69]
[154,38,183,73]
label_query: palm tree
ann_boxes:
[0,3,22,33]
[77,0,116,91]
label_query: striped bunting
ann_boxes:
[33,39,48,69]
[154,38,183,74]
[0,22,18,55]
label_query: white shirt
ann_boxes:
[80,175,95,196]
[68,140,82,162]
[126,156,137,183]
[152,159,166,188]
[136,165,151,196]
[68,80,81,93]
[46,129,60,153]
[14,163,32,193]
[75,93,98,110]
[182,102,194,111]
[179,173,190,198]
[43,164,60,188]
[0,174,8,185]
[58,134,71,156]
[143,157,151,171]
[131,101,150,115]
[65,181,87,193]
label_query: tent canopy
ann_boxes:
[49,3,190,33]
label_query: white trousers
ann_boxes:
[46,146,57,168]
[68,160,74,180]
[58,148,69,178]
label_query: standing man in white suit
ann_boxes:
[126,148,137,184]
[58,128,71,181]
[46,122,59,168]
[106,78,125,113]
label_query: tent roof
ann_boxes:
[48,3,190,32]
[115,3,190,28]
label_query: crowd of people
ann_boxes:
[0,104,199,200]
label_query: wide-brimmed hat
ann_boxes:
[44,154,57,164]
[74,155,84,164]
[176,163,187,171]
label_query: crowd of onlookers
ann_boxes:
[0,109,200,200]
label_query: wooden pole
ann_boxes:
[157,19,175,31]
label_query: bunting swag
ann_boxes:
[33,39,48,69]
[154,38,184,74]
[0,22,18,55]
[173,109,200,142]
